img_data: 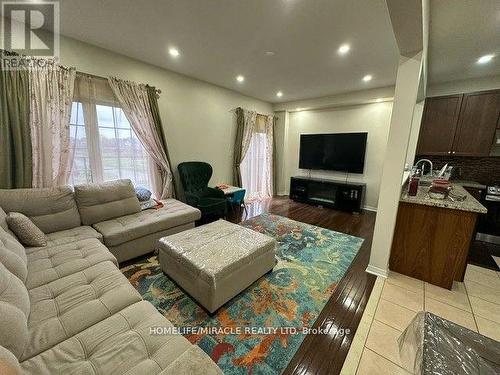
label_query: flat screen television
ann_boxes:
[299,132,367,173]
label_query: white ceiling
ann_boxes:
[428,0,500,84]
[53,0,400,103]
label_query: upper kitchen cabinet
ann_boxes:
[416,90,500,157]
[416,95,463,155]
[453,90,500,156]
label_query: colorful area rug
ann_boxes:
[121,213,363,374]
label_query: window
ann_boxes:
[69,102,92,185]
[69,102,151,189]
[241,132,272,200]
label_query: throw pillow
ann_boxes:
[135,187,152,202]
[140,198,157,210]
[6,212,47,247]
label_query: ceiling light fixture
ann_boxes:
[276,91,283,98]
[338,44,350,55]
[236,75,245,83]
[362,74,373,82]
[168,47,180,57]
[265,51,275,56]
[477,54,494,64]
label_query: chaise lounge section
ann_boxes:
[0,180,221,374]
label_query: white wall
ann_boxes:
[280,102,393,210]
[427,75,500,97]
[54,34,273,193]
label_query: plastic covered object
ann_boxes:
[398,312,500,375]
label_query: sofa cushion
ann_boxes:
[0,226,28,282]
[0,207,9,232]
[75,179,141,225]
[21,301,222,375]
[0,345,22,375]
[93,199,201,247]
[25,238,117,289]
[0,262,29,359]
[45,225,103,247]
[0,186,81,233]
[22,261,142,361]
[6,212,47,247]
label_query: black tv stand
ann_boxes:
[289,176,365,213]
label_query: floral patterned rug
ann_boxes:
[121,213,363,374]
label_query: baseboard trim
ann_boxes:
[363,205,377,212]
[365,265,388,278]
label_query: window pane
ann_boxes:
[96,105,114,127]
[97,106,151,191]
[70,102,85,125]
[99,128,118,158]
[114,108,131,129]
[69,101,91,186]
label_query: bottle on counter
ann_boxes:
[408,168,421,196]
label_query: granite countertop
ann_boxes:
[450,180,487,190]
[401,184,487,214]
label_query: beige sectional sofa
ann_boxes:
[0,180,222,374]
[0,179,201,263]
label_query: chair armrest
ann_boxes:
[184,192,200,207]
[205,187,226,199]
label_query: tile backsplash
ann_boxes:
[416,155,500,186]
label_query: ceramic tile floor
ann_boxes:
[340,263,500,374]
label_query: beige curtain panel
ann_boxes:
[233,107,257,187]
[29,60,76,188]
[108,77,174,199]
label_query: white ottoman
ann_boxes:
[158,219,277,313]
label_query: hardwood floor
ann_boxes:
[228,197,377,375]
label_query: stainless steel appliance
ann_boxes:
[476,185,500,245]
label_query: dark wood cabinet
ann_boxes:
[416,95,462,155]
[453,91,500,156]
[416,89,500,157]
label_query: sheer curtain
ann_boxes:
[29,59,76,187]
[108,76,175,199]
[240,114,275,200]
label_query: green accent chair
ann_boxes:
[178,161,227,220]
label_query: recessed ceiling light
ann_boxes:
[477,54,494,64]
[168,47,180,57]
[362,74,373,82]
[276,91,283,97]
[338,44,350,55]
[236,75,245,83]
[265,51,275,56]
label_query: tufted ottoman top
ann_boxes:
[158,220,276,285]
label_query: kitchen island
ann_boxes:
[390,184,487,289]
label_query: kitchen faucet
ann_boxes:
[414,159,433,177]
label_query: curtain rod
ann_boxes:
[229,107,277,118]
[77,70,162,94]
